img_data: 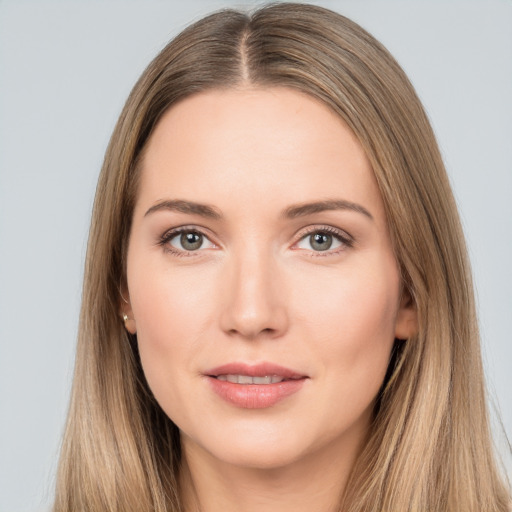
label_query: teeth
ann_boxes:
[253,376,272,384]
[215,374,286,384]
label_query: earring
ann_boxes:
[121,312,136,334]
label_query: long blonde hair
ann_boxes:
[53,3,510,511]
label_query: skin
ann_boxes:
[123,87,417,512]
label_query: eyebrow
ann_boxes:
[283,199,373,220]
[144,199,222,219]
[144,198,373,221]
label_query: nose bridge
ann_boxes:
[220,239,288,339]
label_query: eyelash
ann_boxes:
[158,226,214,258]
[158,225,354,257]
[294,225,354,256]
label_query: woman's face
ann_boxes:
[125,87,416,470]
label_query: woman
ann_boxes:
[53,3,510,511]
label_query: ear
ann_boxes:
[120,286,137,335]
[394,289,418,340]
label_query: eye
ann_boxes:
[163,228,216,253]
[294,228,352,253]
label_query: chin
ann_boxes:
[208,442,307,471]
[182,419,326,471]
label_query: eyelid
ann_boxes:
[157,223,354,257]
[158,225,219,256]
[292,225,354,254]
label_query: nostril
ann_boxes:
[218,268,289,339]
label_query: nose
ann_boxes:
[219,246,289,340]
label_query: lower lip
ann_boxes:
[207,377,306,409]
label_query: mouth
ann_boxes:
[214,374,300,384]
[205,362,308,409]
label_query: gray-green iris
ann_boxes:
[181,232,203,251]
[310,233,332,251]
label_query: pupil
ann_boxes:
[181,232,202,251]
[311,233,332,251]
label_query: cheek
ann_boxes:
[299,256,400,407]
[302,257,399,338]
[126,253,217,403]
[130,250,215,337]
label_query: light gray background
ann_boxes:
[0,1,511,510]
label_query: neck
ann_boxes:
[179,429,367,512]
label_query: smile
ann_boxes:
[205,363,308,409]
[215,374,294,384]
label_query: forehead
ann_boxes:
[136,87,385,224]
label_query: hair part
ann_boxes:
[53,3,510,511]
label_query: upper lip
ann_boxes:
[206,362,308,379]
